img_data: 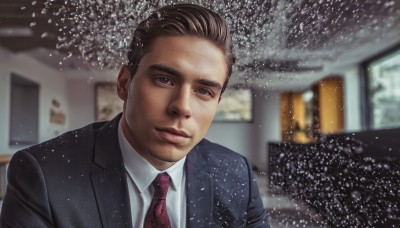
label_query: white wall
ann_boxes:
[206,90,281,170]
[66,70,118,129]
[0,48,68,154]
[206,122,253,161]
[342,66,362,132]
[67,79,96,130]
[250,91,281,171]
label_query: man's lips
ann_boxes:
[156,127,191,144]
[156,127,190,137]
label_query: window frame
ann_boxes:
[360,43,400,130]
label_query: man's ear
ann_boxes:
[117,65,130,100]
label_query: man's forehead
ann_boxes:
[143,36,225,69]
[147,35,222,54]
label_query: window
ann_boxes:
[364,46,400,130]
[9,73,40,146]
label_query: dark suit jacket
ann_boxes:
[1,114,269,227]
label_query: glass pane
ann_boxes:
[368,49,400,129]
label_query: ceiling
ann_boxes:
[1,0,400,90]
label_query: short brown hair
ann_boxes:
[127,3,235,93]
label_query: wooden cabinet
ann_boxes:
[280,76,344,143]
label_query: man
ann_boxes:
[1,4,269,227]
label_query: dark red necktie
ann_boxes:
[144,173,171,228]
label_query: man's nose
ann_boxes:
[167,87,192,119]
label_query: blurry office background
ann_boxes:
[1,0,400,227]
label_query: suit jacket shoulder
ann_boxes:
[185,139,269,227]
[1,115,132,228]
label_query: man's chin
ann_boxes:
[149,142,195,162]
[153,153,187,163]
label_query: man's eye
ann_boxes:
[156,77,173,85]
[196,88,214,97]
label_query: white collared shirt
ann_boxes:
[118,120,187,228]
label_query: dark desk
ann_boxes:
[268,128,400,227]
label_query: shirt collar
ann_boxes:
[118,118,186,193]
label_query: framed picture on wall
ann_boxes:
[95,82,123,121]
[213,88,253,122]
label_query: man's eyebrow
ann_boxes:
[148,64,182,77]
[149,64,223,91]
[197,79,223,91]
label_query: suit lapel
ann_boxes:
[186,142,214,228]
[91,114,133,228]
[91,164,132,227]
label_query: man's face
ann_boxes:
[117,35,227,170]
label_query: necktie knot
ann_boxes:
[153,173,170,200]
